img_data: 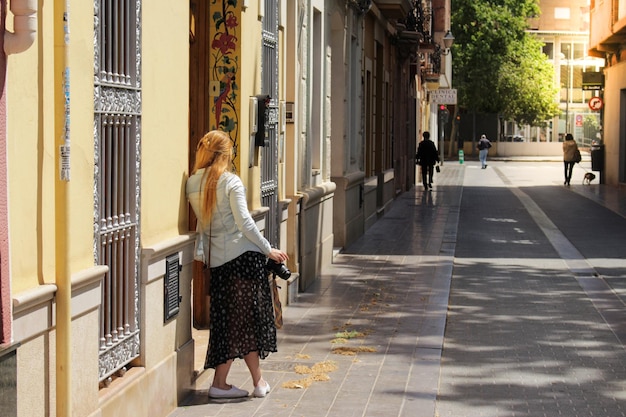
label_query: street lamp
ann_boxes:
[425,30,455,79]
[441,30,455,55]
[565,45,570,133]
[559,45,571,134]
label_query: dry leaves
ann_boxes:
[282,360,338,389]
[331,346,377,356]
[283,303,381,389]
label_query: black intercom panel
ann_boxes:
[255,94,271,147]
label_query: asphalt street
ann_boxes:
[437,161,626,417]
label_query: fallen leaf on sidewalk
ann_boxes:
[332,329,368,344]
[312,361,338,373]
[282,360,338,389]
[334,330,366,339]
[294,365,311,374]
[282,379,310,389]
[331,346,377,355]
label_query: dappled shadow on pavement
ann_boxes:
[436,259,626,417]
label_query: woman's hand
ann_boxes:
[268,248,289,264]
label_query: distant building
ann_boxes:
[527,0,604,144]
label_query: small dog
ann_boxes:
[583,172,596,185]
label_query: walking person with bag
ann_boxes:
[562,133,580,186]
[187,130,288,399]
[415,131,440,190]
[477,134,492,169]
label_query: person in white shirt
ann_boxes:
[187,130,288,399]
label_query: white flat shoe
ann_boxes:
[252,380,270,398]
[208,385,249,399]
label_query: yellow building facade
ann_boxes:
[0,1,450,416]
[3,1,195,416]
[1,1,297,415]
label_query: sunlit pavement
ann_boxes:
[170,159,626,417]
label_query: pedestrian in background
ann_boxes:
[187,130,288,399]
[562,133,579,186]
[477,134,492,169]
[415,131,440,190]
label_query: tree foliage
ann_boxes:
[451,0,560,126]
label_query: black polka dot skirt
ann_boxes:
[205,251,277,369]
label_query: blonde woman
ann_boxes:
[187,130,288,399]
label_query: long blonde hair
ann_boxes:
[192,130,234,223]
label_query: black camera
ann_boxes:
[266,259,291,280]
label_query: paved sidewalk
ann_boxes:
[169,160,626,417]
[169,166,463,417]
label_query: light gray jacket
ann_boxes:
[186,170,271,267]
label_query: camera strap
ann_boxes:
[271,273,283,329]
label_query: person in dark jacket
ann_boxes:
[415,131,440,189]
[477,134,492,169]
